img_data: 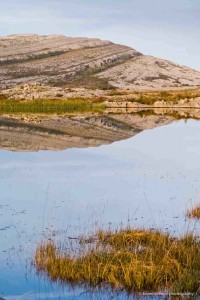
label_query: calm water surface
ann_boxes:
[0,119,200,299]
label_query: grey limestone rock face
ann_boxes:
[1,34,200,90]
[0,34,139,89]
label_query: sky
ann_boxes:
[0,0,200,70]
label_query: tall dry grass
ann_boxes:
[186,204,200,220]
[35,227,200,295]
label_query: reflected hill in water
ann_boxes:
[0,108,198,152]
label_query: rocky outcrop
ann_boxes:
[0,34,139,89]
[1,34,200,90]
[1,83,107,100]
[97,55,200,90]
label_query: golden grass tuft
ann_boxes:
[103,88,200,106]
[186,204,200,220]
[35,228,200,295]
[134,89,200,106]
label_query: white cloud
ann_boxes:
[0,0,200,69]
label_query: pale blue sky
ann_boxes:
[0,0,200,70]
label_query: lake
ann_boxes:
[0,113,200,299]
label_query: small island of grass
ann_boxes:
[35,227,200,296]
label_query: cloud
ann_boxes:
[0,0,200,69]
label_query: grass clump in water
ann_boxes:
[35,227,200,295]
[186,204,200,220]
[0,98,105,114]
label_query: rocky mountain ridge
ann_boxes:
[1,34,200,91]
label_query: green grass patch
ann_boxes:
[35,227,200,295]
[0,98,105,114]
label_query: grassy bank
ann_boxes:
[0,98,105,114]
[107,88,200,105]
[35,226,200,295]
[1,87,200,113]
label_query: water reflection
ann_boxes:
[0,111,173,151]
[0,113,200,298]
[1,108,200,152]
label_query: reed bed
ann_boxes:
[35,227,200,295]
[0,98,105,114]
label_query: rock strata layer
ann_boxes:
[1,34,200,90]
